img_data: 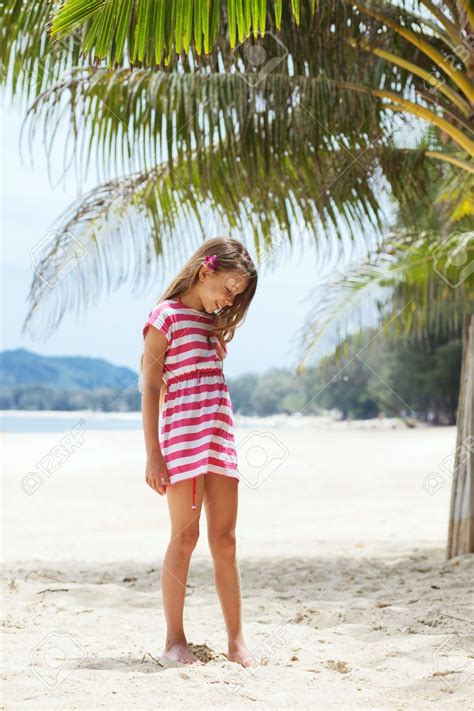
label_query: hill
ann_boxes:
[0,349,137,390]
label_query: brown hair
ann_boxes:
[139,236,258,406]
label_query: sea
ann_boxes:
[0,410,312,433]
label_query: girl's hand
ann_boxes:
[146,450,170,496]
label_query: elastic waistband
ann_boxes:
[166,367,223,385]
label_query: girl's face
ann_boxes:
[199,268,249,314]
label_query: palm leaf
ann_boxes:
[50,0,303,66]
[294,230,474,372]
[23,67,387,181]
[2,1,465,97]
[1,0,87,103]
[7,0,470,180]
[47,0,472,72]
[23,137,396,339]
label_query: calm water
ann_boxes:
[1,411,301,433]
[0,412,143,433]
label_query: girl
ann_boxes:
[140,237,258,667]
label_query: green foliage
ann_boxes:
[248,368,305,416]
[0,384,141,411]
[49,1,312,67]
[296,228,473,372]
[316,353,380,420]
[226,329,462,422]
[226,372,259,413]
[1,0,472,351]
[0,334,461,421]
[369,338,462,424]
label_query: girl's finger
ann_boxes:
[149,477,163,495]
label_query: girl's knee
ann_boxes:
[208,531,237,559]
[170,528,200,555]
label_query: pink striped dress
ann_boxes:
[142,298,239,508]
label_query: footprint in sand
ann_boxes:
[188,643,227,663]
[326,659,351,674]
[289,610,311,623]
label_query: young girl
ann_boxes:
[140,237,258,667]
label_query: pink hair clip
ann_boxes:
[202,254,218,272]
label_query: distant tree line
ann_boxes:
[0,385,141,412]
[228,331,460,425]
[0,331,460,424]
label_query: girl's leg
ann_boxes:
[161,475,205,664]
[204,473,254,667]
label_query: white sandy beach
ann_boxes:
[1,417,473,710]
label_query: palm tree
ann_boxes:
[45,1,473,164]
[294,151,473,558]
[1,0,473,554]
[3,2,471,323]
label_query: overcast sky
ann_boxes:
[1,102,382,378]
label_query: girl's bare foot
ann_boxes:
[227,640,256,668]
[162,640,203,665]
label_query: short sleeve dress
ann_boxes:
[142,298,239,509]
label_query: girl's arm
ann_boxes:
[142,327,169,495]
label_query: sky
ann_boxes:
[1,102,381,378]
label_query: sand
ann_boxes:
[1,417,473,709]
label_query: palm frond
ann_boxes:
[4,1,465,92]
[455,0,474,29]
[23,67,387,181]
[47,0,473,73]
[5,1,472,181]
[379,142,474,230]
[0,0,88,103]
[49,0,313,67]
[11,0,470,182]
[295,230,474,372]
[22,138,394,339]
[435,169,474,223]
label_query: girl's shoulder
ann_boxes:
[143,300,179,343]
[146,298,184,319]
[152,298,178,311]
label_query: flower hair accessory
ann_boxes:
[202,254,218,271]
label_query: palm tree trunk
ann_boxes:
[446,313,474,558]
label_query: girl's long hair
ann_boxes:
[139,237,258,409]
